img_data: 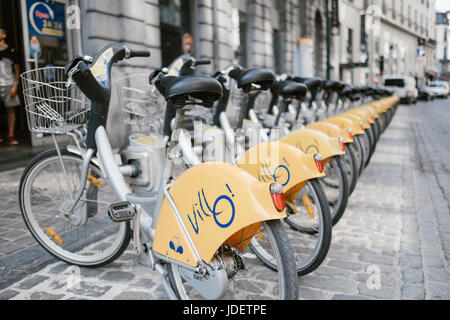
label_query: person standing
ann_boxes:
[0,26,20,145]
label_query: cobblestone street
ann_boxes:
[0,99,449,300]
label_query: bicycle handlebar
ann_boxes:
[65,43,151,150]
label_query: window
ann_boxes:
[272,0,283,73]
[392,2,396,19]
[347,28,353,62]
[408,6,411,27]
[363,0,369,10]
[273,29,283,73]
[414,10,418,31]
[384,79,405,87]
[271,0,283,13]
[420,15,423,33]
[400,0,404,24]
[238,10,248,67]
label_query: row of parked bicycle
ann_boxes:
[19,43,399,300]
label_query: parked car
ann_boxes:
[427,81,450,99]
[418,86,437,101]
[383,76,418,104]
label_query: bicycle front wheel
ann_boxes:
[19,149,131,267]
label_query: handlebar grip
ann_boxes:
[195,59,211,66]
[129,50,151,58]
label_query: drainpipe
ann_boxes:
[212,0,220,71]
[326,0,331,80]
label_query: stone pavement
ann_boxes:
[0,99,449,300]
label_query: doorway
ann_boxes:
[314,10,324,77]
[159,0,193,67]
[0,0,28,146]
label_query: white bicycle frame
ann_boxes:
[66,112,217,299]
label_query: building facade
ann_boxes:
[435,11,450,75]
[0,0,439,150]
[320,0,437,86]
[360,0,437,86]
[3,0,332,148]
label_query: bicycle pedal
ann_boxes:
[108,202,136,222]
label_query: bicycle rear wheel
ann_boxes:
[352,137,365,176]
[319,156,349,226]
[364,128,375,166]
[341,144,358,195]
[167,220,298,300]
[282,179,332,275]
[357,133,371,170]
[19,149,131,267]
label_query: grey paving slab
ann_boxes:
[0,99,449,300]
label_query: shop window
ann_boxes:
[24,0,73,68]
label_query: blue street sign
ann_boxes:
[417,47,426,58]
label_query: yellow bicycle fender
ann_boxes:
[379,97,398,110]
[338,113,370,129]
[324,116,364,136]
[324,116,365,136]
[306,122,353,143]
[357,105,380,118]
[368,101,386,115]
[280,128,345,159]
[342,111,372,127]
[388,96,400,108]
[376,100,390,113]
[236,141,325,202]
[346,109,374,124]
[153,163,286,267]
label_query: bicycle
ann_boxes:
[148,58,332,277]
[19,43,299,300]
[253,76,350,228]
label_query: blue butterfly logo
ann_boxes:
[169,238,184,254]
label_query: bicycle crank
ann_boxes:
[179,266,228,300]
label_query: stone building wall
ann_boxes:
[79,0,162,147]
[77,0,329,146]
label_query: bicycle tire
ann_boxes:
[283,179,332,275]
[343,144,358,195]
[364,128,375,167]
[19,148,131,268]
[167,220,299,300]
[320,156,349,227]
[352,136,365,176]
